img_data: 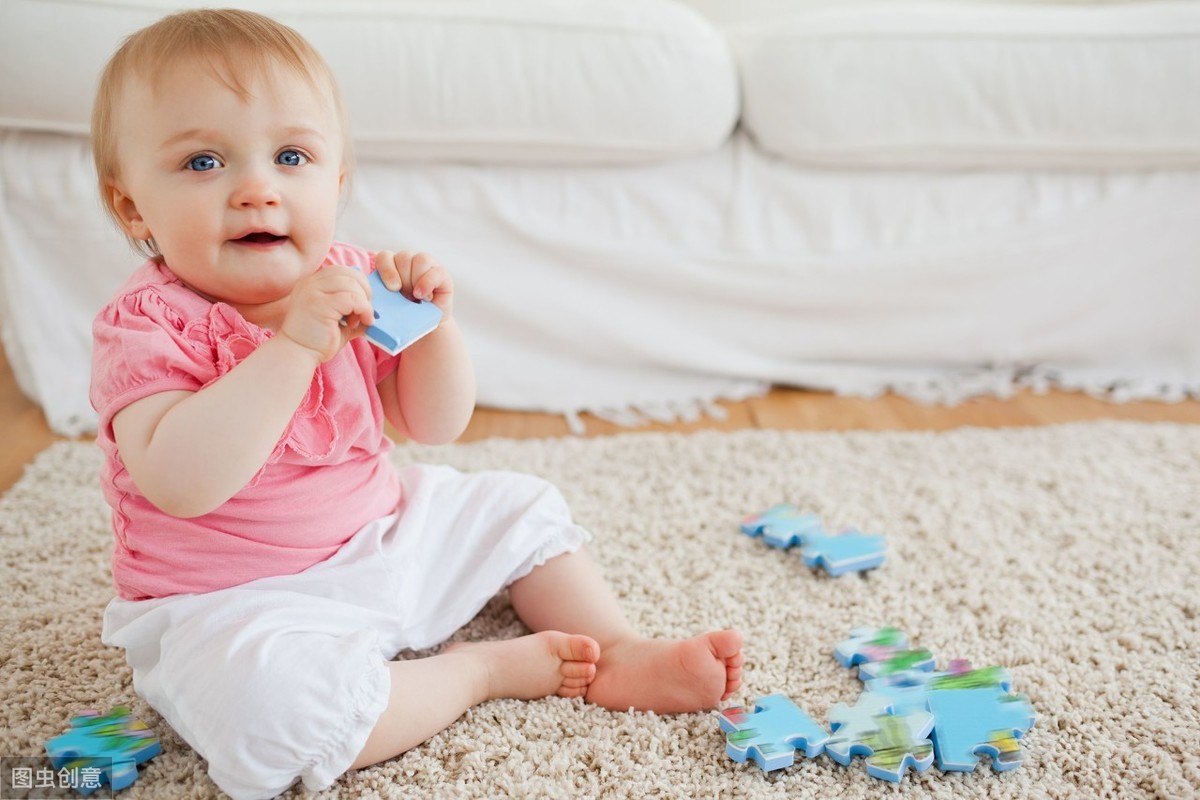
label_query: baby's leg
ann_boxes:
[508,549,744,714]
[352,631,598,769]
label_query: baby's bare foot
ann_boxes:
[448,631,599,701]
[585,629,744,714]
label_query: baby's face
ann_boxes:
[109,58,345,311]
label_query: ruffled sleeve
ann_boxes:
[89,266,228,435]
[88,260,276,434]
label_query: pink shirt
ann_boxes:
[90,242,402,600]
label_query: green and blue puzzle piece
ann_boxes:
[719,693,828,771]
[716,627,1036,784]
[44,706,161,794]
[833,626,1036,774]
[826,691,935,783]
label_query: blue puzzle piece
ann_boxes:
[856,649,936,682]
[45,706,162,794]
[834,626,934,681]
[739,504,823,548]
[864,664,1012,715]
[926,687,1036,772]
[800,529,886,576]
[364,271,443,355]
[827,692,935,784]
[861,712,936,783]
[825,690,893,764]
[718,694,829,771]
[834,626,910,668]
[825,628,1036,780]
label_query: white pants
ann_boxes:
[102,464,591,800]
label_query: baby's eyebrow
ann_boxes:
[156,126,327,151]
[158,128,221,151]
[278,125,328,144]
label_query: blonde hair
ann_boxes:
[91,8,353,257]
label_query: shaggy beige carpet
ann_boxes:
[2,422,1198,799]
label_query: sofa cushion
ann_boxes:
[0,0,738,164]
[730,1,1200,169]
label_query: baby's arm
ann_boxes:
[374,250,476,444]
[112,267,374,518]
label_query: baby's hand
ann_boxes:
[374,250,454,318]
[279,266,373,362]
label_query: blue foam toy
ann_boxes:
[856,649,936,682]
[716,628,1035,783]
[800,528,886,576]
[828,627,1035,778]
[926,685,1036,772]
[364,271,443,355]
[825,690,891,763]
[739,504,823,549]
[864,664,1013,716]
[740,508,885,575]
[44,706,162,794]
[826,692,935,783]
[834,626,911,668]
[718,694,829,771]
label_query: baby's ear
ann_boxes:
[109,181,152,240]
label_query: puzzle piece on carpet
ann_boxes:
[825,627,1035,781]
[740,508,885,575]
[800,528,886,576]
[834,626,911,668]
[719,693,828,771]
[826,691,934,783]
[864,663,1011,716]
[739,504,823,549]
[45,705,162,794]
[928,664,1014,692]
[825,690,936,786]
[859,711,937,783]
[925,686,1036,772]
[364,270,444,355]
[833,626,934,679]
[856,648,936,681]
[824,690,892,763]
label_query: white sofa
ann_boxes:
[2,0,1199,436]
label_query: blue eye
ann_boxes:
[277,149,307,166]
[186,154,221,172]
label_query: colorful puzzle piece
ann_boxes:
[364,270,443,355]
[835,626,910,668]
[864,663,1010,715]
[929,664,1013,694]
[719,693,828,771]
[835,626,933,676]
[45,706,162,794]
[926,686,1036,772]
[718,629,1034,784]
[826,691,935,783]
[856,648,936,681]
[825,690,892,763]
[859,711,937,783]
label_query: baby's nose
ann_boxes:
[230,171,280,207]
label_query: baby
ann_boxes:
[88,9,742,799]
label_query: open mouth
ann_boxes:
[234,232,287,245]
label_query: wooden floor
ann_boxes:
[4,344,1199,495]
